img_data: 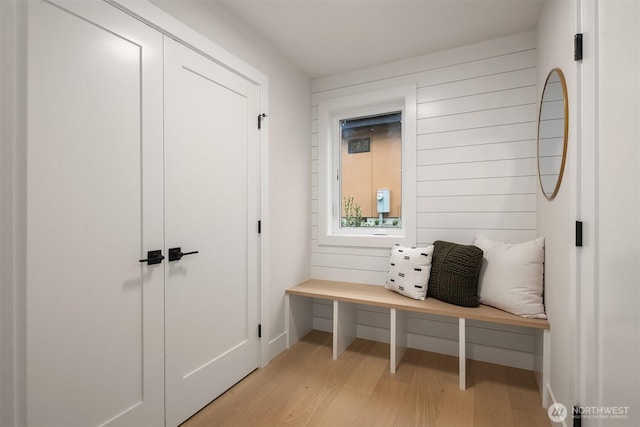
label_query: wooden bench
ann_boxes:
[285,279,550,407]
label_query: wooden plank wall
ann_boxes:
[309,32,539,369]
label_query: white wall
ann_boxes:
[151,1,312,361]
[536,0,577,413]
[596,0,640,424]
[310,32,541,370]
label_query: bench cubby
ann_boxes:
[286,279,550,407]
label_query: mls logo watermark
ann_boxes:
[548,403,568,423]
[573,405,630,420]
[548,403,631,423]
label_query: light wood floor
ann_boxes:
[181,330,550,427]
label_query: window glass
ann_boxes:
[339,112,402,228]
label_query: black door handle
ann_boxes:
[168,247,199,262]
[139,250,165,265]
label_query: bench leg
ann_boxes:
[285,294,290,349]
[390,308,407,374]
[459,317,466,390]
[333,300,356,360]
[286,293,313,348]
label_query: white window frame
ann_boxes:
[317,84,417,248]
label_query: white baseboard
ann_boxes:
[266,330,288,364]
[547,384,569,427]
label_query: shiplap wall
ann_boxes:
[309,32,541,370]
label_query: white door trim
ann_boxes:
[0,2,28,426]
[575,0,599,412]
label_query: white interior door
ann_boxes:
[163,37,260,426]
[26,1,164,426]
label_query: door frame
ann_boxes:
[106,0,271,369]
[1,1,28,425]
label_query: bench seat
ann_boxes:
[285,279,550,407]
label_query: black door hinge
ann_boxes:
[576,221,583,247]
[258,324,262,338]
[258,113,268,130]
[258,220,261,234]
[573,405,581,427]
[575,33,583,61]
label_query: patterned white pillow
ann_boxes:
[385,245,434,300]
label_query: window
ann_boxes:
[317,85,416,247]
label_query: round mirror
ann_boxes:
[537,68,568,200]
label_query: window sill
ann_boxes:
[317,230,415,248]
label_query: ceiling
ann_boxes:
[218,0,544,79]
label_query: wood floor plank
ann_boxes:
[471,360,516,427]
[279,338,376,425]
[353,377,409,427]
[303,338,379,426]
[382,347,421,384]
[341,341,389,395]
[433,353,475,426]
[435,387,475,426]
[394,352,438,426]
[427,350,460,389]
[393,350,460,426]
[505,366,551,427]
[180,331,550,427]
[182,331,331,426]
[393,372,433,426]
[220,333,336,426]
[309,384,370,426]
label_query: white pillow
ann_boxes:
[474,236,546,319]
[385,245,434,300]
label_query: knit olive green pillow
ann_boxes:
[427,241,483,307]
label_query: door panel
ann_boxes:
[26,1,164,426]
[164,37,260,427]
